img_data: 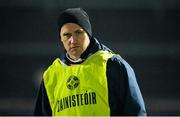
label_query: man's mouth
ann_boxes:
[72,45,80,48]
[70,46,80,51]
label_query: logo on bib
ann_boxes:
[66,75,80,90]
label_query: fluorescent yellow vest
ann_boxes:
[43,50,113,116]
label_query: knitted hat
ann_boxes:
[58,8,92,37]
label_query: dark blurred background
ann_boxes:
[0,0,179,115]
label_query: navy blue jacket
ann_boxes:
[34,37,146,116]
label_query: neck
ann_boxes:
[66,53,84,63]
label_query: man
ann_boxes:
[34,8,146,116]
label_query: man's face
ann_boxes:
[60,23,90,60]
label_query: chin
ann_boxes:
[69,52,81,58]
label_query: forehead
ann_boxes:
[60,23,82,33]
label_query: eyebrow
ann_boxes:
[62,32,71,36]
[62,28,84,35]
[76,28,84,32]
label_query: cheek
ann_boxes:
[79,40,85,48]
[83,38,90,48]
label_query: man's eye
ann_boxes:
[77,31,82,34]
[75,30,84,35]
[64,33,71,38]
[61,33,71,41]
[64,33,71,36]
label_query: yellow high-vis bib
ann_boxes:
[43,50,113,116]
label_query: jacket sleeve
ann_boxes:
[34,80,52,116]
[106,55,146,116]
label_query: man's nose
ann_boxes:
[69,35,77,43]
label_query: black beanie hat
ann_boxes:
[58,8,92,37]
